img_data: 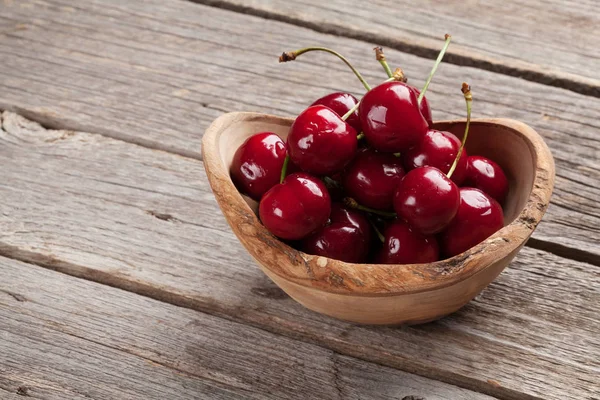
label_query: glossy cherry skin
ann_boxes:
[343,148,405,211]
[394,166,460,234]
[230,132,288,201]
[463,156,509,204]
[259,173,331,240]
[311,92,361,133]
[375,221,439,264]
[440,187,504,257]
[411,87,433,127]
[359,81,429,152]
[302,204,371,263]
[403,129,468,185]
[287,105,358,176]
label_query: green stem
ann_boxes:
[279,47,371,91]
[280,154,290,184]
[374,47,393,78]
[343,197,397,218]
[356,133,365,140]
[447,83,472,179]
[341,76,397,121]
[418,34,452,105]
[369,218,385,243]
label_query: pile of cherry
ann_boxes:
[230,37,509,264]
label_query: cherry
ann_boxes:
[403,129,468,185]
[259,173,331,240]
[359,80,429,152]
[375,220,439,264]
[393,166,460,234]
[440,187,504,257]
[311,92,361,133]
[287,105,357,176]
[463,156,509,204]
[343,148,405,211]
[230,132,287,200]
[302,204,371,263]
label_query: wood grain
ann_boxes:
[0,0,598,260]
[196,0,600,96]
[0,113,597,399]
[0,257,495,400]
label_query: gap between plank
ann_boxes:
[188,0,600,98]
[2,106,597,267]
[0,242,529,400]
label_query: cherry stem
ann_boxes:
[323,176,342,191]
[357,133,365,140]
[369,218,385,243]
[418,34,452,105]
[341,75,397,121]
[447,83,472,179]
[343,197,397,218]
[279,47,371,91]
[280,154,290,184]
[374,47,393,78]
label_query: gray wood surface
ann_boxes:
[0,256,495,400]
[197,0,600,96]
[0,112,597,400]
[0,0,599,261]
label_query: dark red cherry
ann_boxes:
[375,221,439,264]
[403,129,468,185]
[394,166,460,234]
[311,92,361,133]
[463,156,509,204]
[359,81,429,152]
[343,148,405,211]
[230,132,287,200]
[441,187,504,257]
[287,105,358,175]
[259,173,331,240]
[302,204,371,263]
[411,87,433,127]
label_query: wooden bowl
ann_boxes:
[202,112,555,325]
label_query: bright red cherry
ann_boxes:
[259,173,331,240]
[440,187,504,257]
[463,156,509,204]
[343,148,405,211]
[359,81,429,152]
[230,132,287,200]
[411,87,433,127]
[311,92,361,133]
[394,166,460,234]
[375,221,439,264]
[403,129,468,185]
[287,105,357,176]
[302,204,371,263]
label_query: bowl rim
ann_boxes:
[202,112,555,297]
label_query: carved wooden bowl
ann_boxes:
[202,112,555,325]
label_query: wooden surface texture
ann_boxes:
[0,0,598,399]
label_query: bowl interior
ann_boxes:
[218,117,536,227]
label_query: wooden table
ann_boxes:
[0,1,598,399]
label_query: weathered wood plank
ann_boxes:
[0,0,598,260]
[0,257,496,400]
[0,113,597,400]
[196,0,600,96]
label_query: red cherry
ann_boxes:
[311,92,361,133]
[393,166,460,234]
[230,132,287,200]
[259,173,331,240]
[463,156,509,204]
[375,220,439,264]
[302,204,371,263]
[343,148,405,211]
[441,187,504,257]
[287,105,358,175]
[359,81,429,152]
[411,87,433,127]
[403,129,468,185]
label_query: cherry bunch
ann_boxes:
[230,36,509,264]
